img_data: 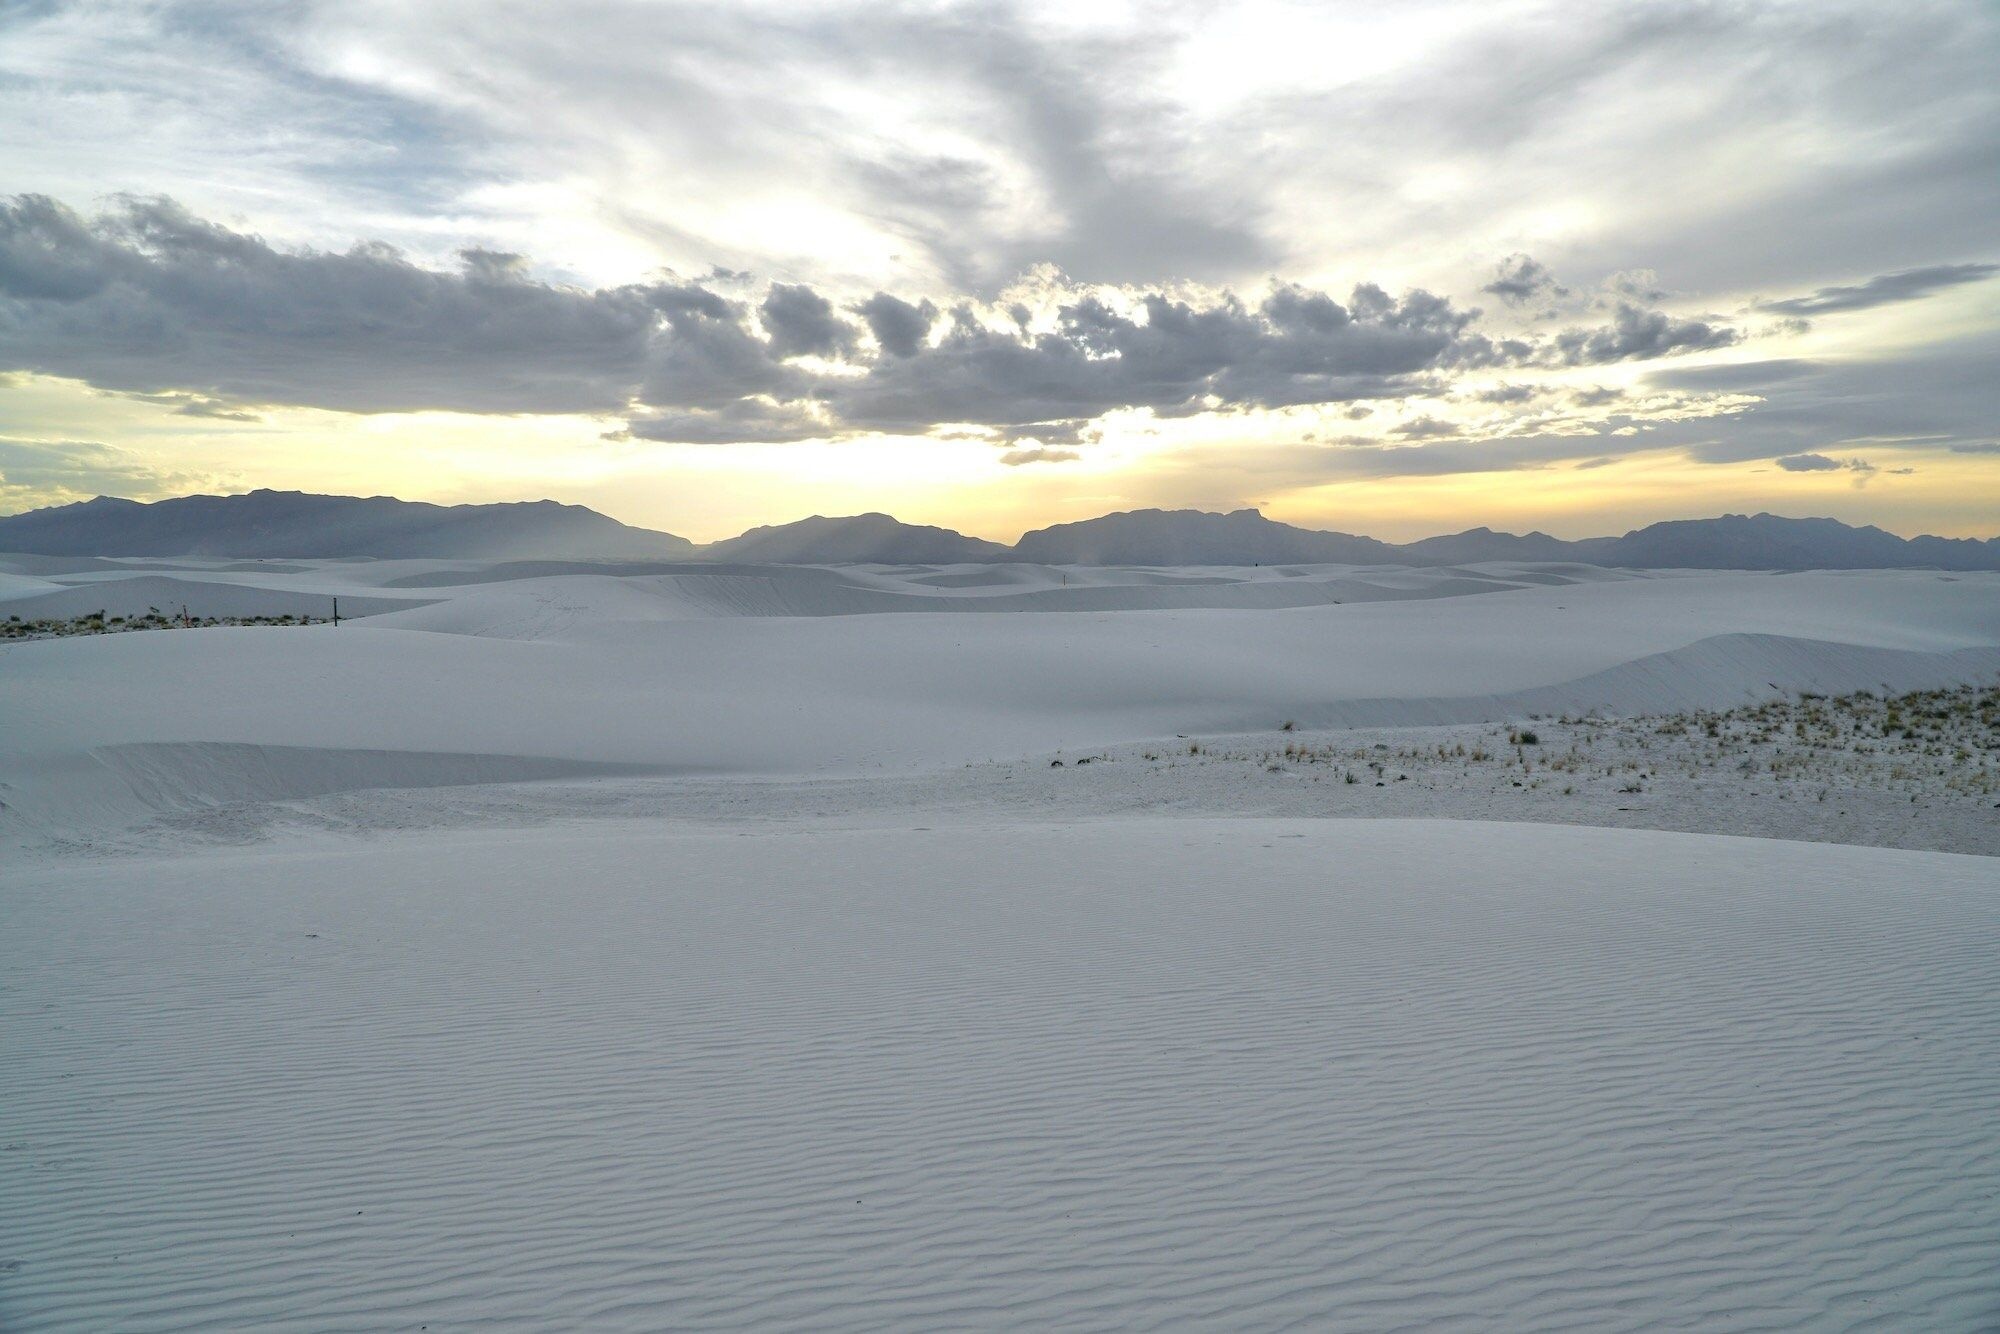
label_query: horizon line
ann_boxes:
[8,487,1998,550]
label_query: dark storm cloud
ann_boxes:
[0,194,1758,444]
[1756,262,1998,316]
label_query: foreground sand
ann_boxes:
[5,817,1998,1330]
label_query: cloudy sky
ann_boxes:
[2,0,1996,540]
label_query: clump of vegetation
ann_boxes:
[2,607,331,641]
[1128,680,2000,811]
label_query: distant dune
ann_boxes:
[7,555,1997,841]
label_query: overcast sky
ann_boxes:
[2,0,1996,540]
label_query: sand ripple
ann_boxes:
[3,819,1997,1329]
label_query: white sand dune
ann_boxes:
[0,571,67,601]
[97,741,661,808]
[3,819,1996,1330]
[4,563,1997,842]
[0,554,167,577]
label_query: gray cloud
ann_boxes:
[759,283,858,360]
[620,397,832,444]
[7,0,1998,312]
[994,419,1093,446]
[1775,453,1843,472]
[0,194,660,414]
[855,293,938,358]
[1390,415,1461,439]
[174,400,262,421]
[1163,431,1646,486]
[1645,334,2000,465]
[1647,359,1817,391]
[998,446,1080,466]
[0,193,1823,452]
[1604,270,1668,303]
[830,284,1511,434]
[0,435,207,503]
[1549,303,1739,365]
[1758,262,1998,316]
[115,390,265,421]
[1482,254,1567,305]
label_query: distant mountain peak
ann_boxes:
[0,489,694,560]
[3,493,1993,569]
[1012,506,1393,565]
[703,512,1007,564]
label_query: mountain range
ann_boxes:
[0,491,695,560]
[4,490,1998,571]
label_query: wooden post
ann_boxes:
[332,596,340,628]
